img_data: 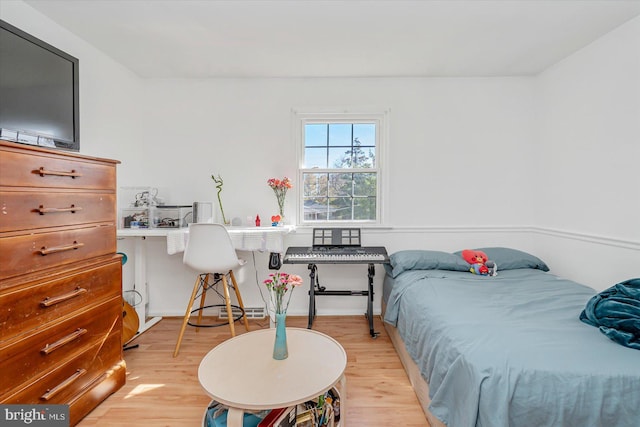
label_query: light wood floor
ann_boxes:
[78,315,429,426]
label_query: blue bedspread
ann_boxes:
[580,278,640,349]
[383,269,640,427]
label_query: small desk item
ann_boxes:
[198,328,347,427]
[283,228,390,337]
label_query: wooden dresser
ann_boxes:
[0,140,125,425]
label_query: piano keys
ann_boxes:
[283,246,389,264]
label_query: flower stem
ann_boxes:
[211,174,228,224]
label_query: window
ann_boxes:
[295,110,386,225]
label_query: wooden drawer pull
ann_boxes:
[41,328,88,355]
[40,369,86,401]
[38,167,82,178]
[38,204,83,214]
[40,287,88,307]
[39,241,84,255]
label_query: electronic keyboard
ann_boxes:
[283,246,389,264]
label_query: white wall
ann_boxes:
[3,2,637,320]
[532,16,640,289]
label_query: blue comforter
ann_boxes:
[580,278,640,349]
[383,269,640,427]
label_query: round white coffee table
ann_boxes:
[198,327,347,427]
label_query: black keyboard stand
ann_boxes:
[306,262,380,338]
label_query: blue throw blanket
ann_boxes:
[580,278,640,350]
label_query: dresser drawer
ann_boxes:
[0,148,116,190]
[0,257,121,341]
[67,359,126,427]
[0,330,122,404]
[0,224,116,280]
[0,191,116,233]
[0,297,122,397]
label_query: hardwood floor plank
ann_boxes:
[78,315,429,426]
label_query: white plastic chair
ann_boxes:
[173,223,250,357]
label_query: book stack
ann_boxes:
[204,388,341,427]
[295,388,340,427]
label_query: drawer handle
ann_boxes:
[41,328,88,355]
[41,287,88,307]
[40,368,86,401]
[38,204,83,215]
[38,167,82,178]
[39,241,84,255]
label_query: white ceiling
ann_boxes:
[23,0,640,78]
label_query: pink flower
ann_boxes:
[288,274,303,287]
[264,271,303,314]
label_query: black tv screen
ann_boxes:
[0,20,79,151]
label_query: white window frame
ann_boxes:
[293,108,388,226]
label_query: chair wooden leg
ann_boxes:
[221,274,236,337]
[229,270,250,332]
[195,274,209,333]
[174,274,202,357]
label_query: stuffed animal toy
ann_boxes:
[485,260,498,277]
[461,249,498,276]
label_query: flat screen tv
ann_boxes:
[0,19,79,151]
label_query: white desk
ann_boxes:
[198,328,346,427]
[116,226,294,336]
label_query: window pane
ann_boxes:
[353,173,376,196]
[305,124,327,147]
[328,173,352,197]
[328,197,352,220]
[354,197,376,220]
[329,147,353,169]
[327,142,375,169]
[352,144,375,168]
[353,124,376,146]
[304,147,328,168]
[328,124,352,147]
[303,173,328,197]
[304,197,328,221]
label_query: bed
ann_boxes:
[381,247,640,427]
